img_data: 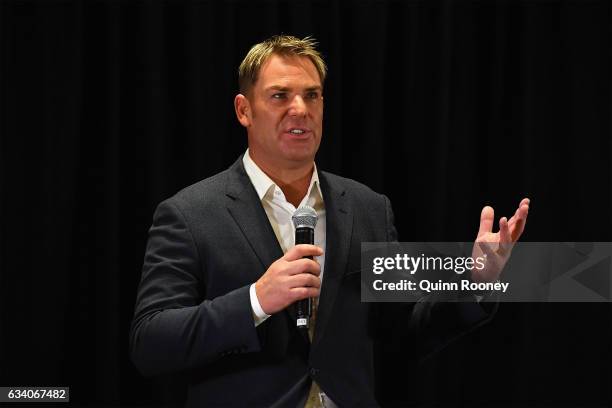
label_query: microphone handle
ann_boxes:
[295,227,314,329]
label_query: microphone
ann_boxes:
[291,205,318,330]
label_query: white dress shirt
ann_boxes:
[243,150,326,326]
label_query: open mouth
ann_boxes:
[285,128,311,138]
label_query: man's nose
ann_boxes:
[288,95,307,117]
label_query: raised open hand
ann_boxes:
[471,198,530,283]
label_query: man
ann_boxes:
[130,35,529,407]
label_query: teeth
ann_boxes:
[290,129,305,134]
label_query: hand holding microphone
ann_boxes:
[254,206,320,322]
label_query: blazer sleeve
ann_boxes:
[380,195,496,361]
[130,199,261,377]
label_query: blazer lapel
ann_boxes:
[224,157,304,338]
[312,171,354,346]
[225,157,284,281]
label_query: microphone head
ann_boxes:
[292,205,318,229]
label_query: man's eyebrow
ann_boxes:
[265,85,323,92]
[265,85,290,92]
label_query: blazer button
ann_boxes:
[309,368,319,376]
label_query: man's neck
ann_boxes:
[250,153,314,208]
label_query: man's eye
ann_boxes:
[306,92,319,99]
[272,93,286,99]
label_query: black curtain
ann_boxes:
[1,0,610,406]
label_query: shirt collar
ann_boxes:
[242,149,323,203]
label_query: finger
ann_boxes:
[510,204,529,241]
[283,244,323,262]
[477,206,495,237]
[285,258,321,276]
[511,212,527,241]
[508,200,530,228]
[288,273,321,289]
[498,217,515,256]
[499,217,512,243]
[290,286,320,301]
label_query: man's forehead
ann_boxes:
[257,54,322,87]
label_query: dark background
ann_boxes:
[1,0,611,407]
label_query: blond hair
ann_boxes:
[238,35,327,95]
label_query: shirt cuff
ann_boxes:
[250,283,271,327]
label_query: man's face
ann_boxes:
[238,54,323,170]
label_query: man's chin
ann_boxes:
[280,149,317,166]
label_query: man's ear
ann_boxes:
[234,94,251,128]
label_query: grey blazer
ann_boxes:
[130,156,492,407]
